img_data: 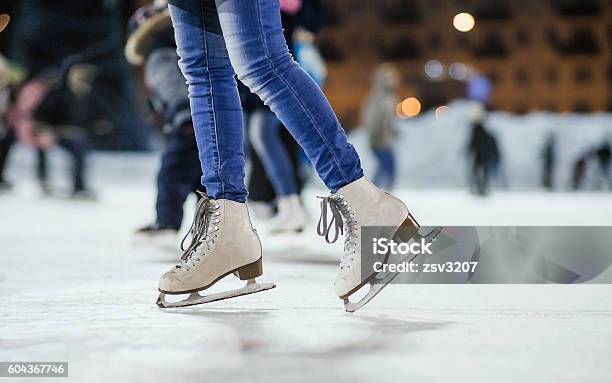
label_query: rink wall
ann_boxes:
[349,101,612,190]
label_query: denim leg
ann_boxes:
[386,149,396,189]
[156,124,202,230]
[373,148,395,190]
[58,137,88,192]
[372,149,385,189]
[215,0,363,193]
[0,128,16,182]
[249,109,298,196]
[382,149,396,190]
[169,0,247,202]
[36,149,48,185]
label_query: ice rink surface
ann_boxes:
[1,152,612,382]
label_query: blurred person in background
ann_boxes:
[242,82,306,226]
[126,1,204,248]
[7,64,98,199]
[541,133,557,191]
[572,139,612,191]
[361,63,400,191]
[0,54,24,192]
[465,71,504,195]
[7,0,150,151]
[572,153,588,190]
[594,139,611,190]
[467,109,500,196]
[246,0,323,234]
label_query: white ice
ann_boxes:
[1,149,611,383]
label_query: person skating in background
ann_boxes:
[572,154,587,190]
[594,140,611,189]
[243,82,308,232]
[467,110,500,196]
[126,2,204,248]
[8,0,150,151]
[541,133,557,191]
[155,0,435,312]
[572,139,611,191]
[245,0,324,234]
[0,54,24,192]
[6,64,97,199]
[0,56,61,196]
[362,63,400,190]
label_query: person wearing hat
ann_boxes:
[128,1,204,248]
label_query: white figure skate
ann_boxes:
[133,222,179,252]
[318,177,442,312]
[269,194,308,235]
[156,195,275,308]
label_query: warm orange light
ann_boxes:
[400,97,422,118]
[453,13,475,32]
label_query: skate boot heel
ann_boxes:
[394,214,420,243]
[236,258,263,280]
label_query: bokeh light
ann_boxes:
[449,62,468,80]
[453,12,475,32]
[424,60,444,79]
[400,97,422,118]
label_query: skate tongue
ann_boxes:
[317,196,344,244]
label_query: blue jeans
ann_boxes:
[168,0,362,202]
[372,147,396,190]
[156,124,202,230]
[248,109,298,197]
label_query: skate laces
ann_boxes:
[317,195,359,269]
[177,192,221,270]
